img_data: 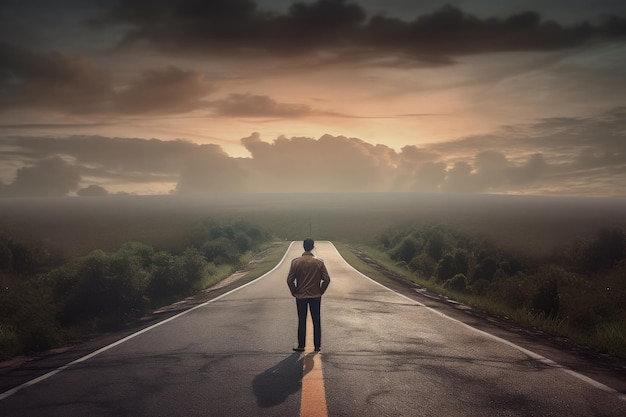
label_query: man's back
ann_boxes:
[287,239,330,352]
[287,251,331,298]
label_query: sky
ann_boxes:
[0,0,625,197]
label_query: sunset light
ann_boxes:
[1,0,625,196]
[2,3,626,415]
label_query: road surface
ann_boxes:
[2,241,625,416]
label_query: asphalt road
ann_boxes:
[2,241,626,416]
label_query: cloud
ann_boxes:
[241,132,396,192]
[93,1,626,65]
[404,161,448,193]
[0,135,243,195]
[2,157,81,197]
[77,184,109,196]
[0,41,320,118]
[0,42,112,113]
[1,135,212,180]
[0,42,217,116]
[1,107,625,196]
[115,66,214,114]
[174,146,248,194]
[367,8,595,58]
[440,152,546,193]
[211,94,312,118]
[98,0,366,56]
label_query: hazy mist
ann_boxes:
[2,193,624,258]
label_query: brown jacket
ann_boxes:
[287,251,331,299]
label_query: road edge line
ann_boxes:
[329,242,626,402]
[0,241,296,402]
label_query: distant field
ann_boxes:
[1,193,625,258]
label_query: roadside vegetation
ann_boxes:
[1,194,625,363]
[346,223,626,359]
[0,220,273,360]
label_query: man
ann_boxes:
[287,238,331,352]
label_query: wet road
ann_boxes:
[2,241,625,416]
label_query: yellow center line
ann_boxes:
[300,315,328,417]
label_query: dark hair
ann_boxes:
[303,238,314,251]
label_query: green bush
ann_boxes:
[201,237,239,265]
[148,247,213,306]
[0,273,60,359]
[374,223,626,358]
[392,237,419,264]
[379,224,518,286]
[54,248,149,328]
[0,324,20,360]
[0,219,272,360]
[146,251,178,306]
[183,219,270,267]
[435,253,455,282]
[443,274,469,293]
[408,253,436,278]
[578,228,625,272]
[471,278,490,295]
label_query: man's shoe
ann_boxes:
[314,347,321,352]
[292,346,305,352]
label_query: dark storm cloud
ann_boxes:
[94,0,626,63]
[365,8,591,58]
[115,66,214,114]
[97,0,366,55]
[0,25,222,116]
[0,42,218,115]
[0,40,320,117]
[0,0,110,50]
[0,42,112,113]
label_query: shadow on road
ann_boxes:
[252,352,304,407]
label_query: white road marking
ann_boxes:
[0,242,295,401]
[329,243,626,402]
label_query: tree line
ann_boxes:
[377,224,626,357]
[0,220,270,360]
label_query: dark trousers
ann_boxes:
[296,297,321,349]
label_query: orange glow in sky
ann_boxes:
[1,1,625,197]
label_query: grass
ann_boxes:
[206,263,239,288]
[334,241,626,360]
[228,241,291,285]
[332,242,392,283]
[2,193,625,361]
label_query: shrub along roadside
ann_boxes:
[338,224,626,360]
[0,220,272,361]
